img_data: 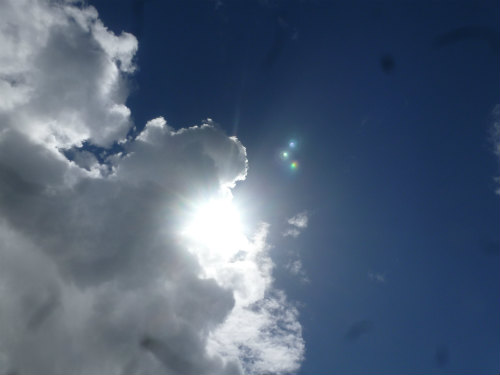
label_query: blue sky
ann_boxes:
[0,0,498,374]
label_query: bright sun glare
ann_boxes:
[183,198,246,256]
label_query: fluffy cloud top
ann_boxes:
[0,0,136,149]
[0,1,303,374]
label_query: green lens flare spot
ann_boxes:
[290,161,298,170]
[281,151,289,159]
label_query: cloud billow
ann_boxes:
[0,1,304,374]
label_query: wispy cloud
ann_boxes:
[288,211,309,228]
[283,228,301,238]
[368,272,386,283]
[285,259,310,284]
[283,211,309,238]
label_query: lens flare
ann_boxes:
[281,151,289,159]
[290,161,298,170]
[289,140,296,148]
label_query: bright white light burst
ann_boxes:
[183,198,246,259]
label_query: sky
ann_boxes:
[0,0,498,374]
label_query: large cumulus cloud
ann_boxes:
[0,0,304,374]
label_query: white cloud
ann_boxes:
[0,0,137,149]
[283,211,309,237]
[288,211,309,229]
[288,259,304,275]
[0,1,303,374]
[283,227,301,238]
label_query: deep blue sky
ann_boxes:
[89,1,499,373]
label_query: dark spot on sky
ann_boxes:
[0,73,26,87]
[262,10,297,70]
[140,335,156,350]
[344,320,374,340]
[0,163,42,196]
[434,346,450,368]
[27,291,60,331]
[434,26,500,54]
[380,54,395,73]
[131,0,157,39]
[481,240,500,256]
[139,335,198,373]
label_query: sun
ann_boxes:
[182,198,246,257]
